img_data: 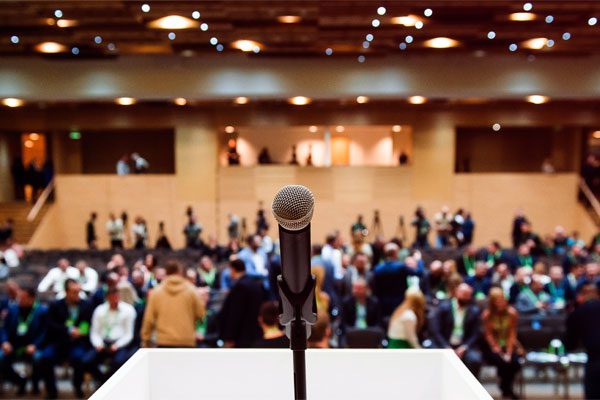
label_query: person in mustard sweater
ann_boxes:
[141,261,205,348]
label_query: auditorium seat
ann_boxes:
[344,327,385,349]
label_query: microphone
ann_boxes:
[272,185,317,400]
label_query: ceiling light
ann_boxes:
[523,2,533,11]
[56,19,78,28]
[545,15,554,23]
[325,48,333,55]
[141,4,150,13]
[115,97,136,106]
[487,31,496,39]
[29,133,40,141]
[356,96,369,104]
[392,125,402,132]
[415,21,424,29]
[94,36,102,44]
[408,96,427,104]
[168,32,176,40]
[362,41,370,49]
[277,15,301,23]
[34,42,68,53]
[107,43,116,51]
[509,43,518,51]
[372,19,380,27]
[492,123,501,132]
[509,12,537,21]
[593,130,600,139]
[391,15,423,27]
[216,44,224,52]
[148,15,199,29]
[54,9,63,18]
[526,95,549,104]
[288,96,312,106]
[231,39,263,52]
[424,8,433,17]
[71,47,80,55]
[546,39,555,47]
[174,98,187,106]
[522,38,548,49]
[562,32,571,40]
[423,37,460,48]
[366,33,374,42]
[399,42,407,50]
[200,23,208,31]
[10,35,19,44]
[2,98,25,107]
[46,18,55,26]
[234,97,249,105]
[309,126,318,133]
[210,37,218,45]
[192,11,200,19]
[225,126,235,134]
[405,35,414,43]
[336,125,345,133]
[358,55,366,63]
[24,140,34,148]
[588,17,598,26]
[377,7,386,16]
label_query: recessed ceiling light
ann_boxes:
[336,125,345,133]
[174,98,187,106]
[277,15,301,23]
[46,18,55,26]
[377,7,386,16]
[10,35,19,44]
[225,126,235,134]
[325,47,333,55]
[54,9,63,18]
[526,95,549,104]
[356,96,369,104]
[2,98,24,107]
[492,123,502,132]
[231,39,264,52]
[424,8,433,17]
[408,96,427,104]
[588,17,598,26]
[234,97,249,105]
[522,38,548,49]
[34,42,68,53]
[593,130,600,139]
[29,133,40,141]
[141,4,150,13]
[288,96,312,106]
[309,125,318,133]
[487,31,496,39]
[562,32,571,40]
[391,15,423,26]
[423,37,460,48]
[523,2,533,11]
[24,140,34,148]
[147,15,199,29]
[56,19,78,28]
[115,97,137,106]
[200,23,208,31]
[509,12,537,21]
[192,11,200,19]
[392,125,402,132]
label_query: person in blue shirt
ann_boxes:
[465,262,492,300]
[0,285,53,397]
[221,235,270,290]
[544,265,575,310]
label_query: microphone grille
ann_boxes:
[272,185,314,231]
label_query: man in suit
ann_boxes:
[46,279,95,398]
[0,285,53,397]
[371,242,420,318]
[465,262,492,300]
[565,284,600,399]
[429,283,483,377]
[219,258,266,348]
[544,265,575,310]
[456,245,478,277]
[341,278,382,334]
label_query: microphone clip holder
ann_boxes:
[277,275,317,350]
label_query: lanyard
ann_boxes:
[518,255,532,267]
[102,308,120,339]
[66,305,80,327]
[17,303,38,334]
[463,255,475,276]
[523,287,539,304]
[547,282,564,299]
[451,298,466,335]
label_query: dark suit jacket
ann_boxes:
[340,295,382,333]
[565,299,600,360]
[429,299,481,350]
[218,275,266,347]
[1,303,48,349]
[372,260,419,317]
[46,299,93,351]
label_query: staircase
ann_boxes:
[0,201,51,244]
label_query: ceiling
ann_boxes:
[2,1,600,59]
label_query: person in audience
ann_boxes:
[116,154,130,175]
[434,206,452,248]
[311,265,331,313]
[227,213,240,240]
[565,284,600,400]
[492,263,514,299]
[141,261,204,347]
[0,280,20,319]
[429,283,482,377]
[131,216,148,249]
[372,243,420,318]
[545,265,574,310]
[218,259,265,348]
[253,301,289,348]
[0,285,53,397]
[258,226,274,255]
[86,212,98,249]
[307,312,331,349]
[106,213,124,249]
[411,206,430,248]
[37,258,79,298]
[387,288,425,349]
[311,244,339,308]
[508,267,533,304]
[183,215,203,250]
[91,271,119,308]
[341,252,371,298]
[321,232,344,281]
[196,255,220,289]
[89,287,136,383]
[351,215,367,235]
[511,210,528,249]
[562,244,587,274]
[238,234,270,279]
[155,221,172,250]
[75,259,99,295]
[515,274,550,315]
[341,278,382,334]
[465,262,492,301]
[255,201,268,233]
[461,212,475,245]
[423,260,448,302]
[456,245,478,277]
[576,262,600,293]
[131,152,149,173]
[567,262,585,292]
[131,269,147,303]
[257,147,272,164]
[479,241,505,268]
[46,279,94,398]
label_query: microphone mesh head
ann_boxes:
[272,185,314,231]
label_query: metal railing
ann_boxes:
[26,179,54,222]
[579,178,600,226]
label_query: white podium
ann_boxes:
[89,349,492,400]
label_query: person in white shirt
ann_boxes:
[89,287,136,383]
[106,213,124,249]
[131,153,149,173]
[387,288,426,349]
[75,260,99,295]
[37,258,79,299]
[131,216,148,249]
[322,233,344,280]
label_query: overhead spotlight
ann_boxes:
[356,96,369,104]
[545,15,554,23]
[423,37,460,48]
[56,19,78,28]
[192,11,200,19]
[415,21,424,29]
[562,32,571,40]
[392,125,402,132]
[24,140,34,149]
[225,126,235,134]
[405,35,414,43]
[522,38,548,49]
[46,18,55,26]
[141,4,150,13]
[200,23,208,31]
[526,95,549,104]
[358,55,366,63]
[28,133,40,141]
[234,97,249,105]
[1,98,24,107]
[277,15,301,23]
[34,42,68,53]
[54,9,63,18]
[309,125,318,133]
[408,96,427,104]
[372,18,380,27]
[391,15,422,26]
[174,98,187,106]
[168,32,176,40]
[509,12,537,21]
[325,47,333,55]
[509,43,518,51]
[288,96,312,105]
[492,123,502,132]
[377,7,386,16]
[94,36,102,44]
[366,33,374,42]
[588,17,598,26]
[10,35,19,44]
[148,15,199,29]
[335,125,345,133]
[424,8,433,17]
[231,39,263,52]
[115,97,137,106]
[523,2,533,11]
[487,31,496,39]
[592,130,600,139]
